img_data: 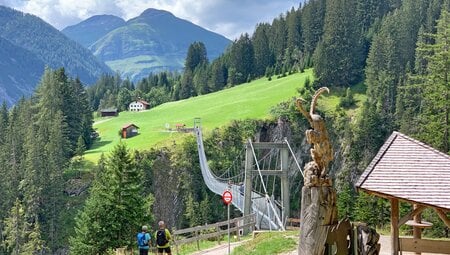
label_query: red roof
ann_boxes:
[356,131,450,211]
[138,100,150,105]
[122,123,139,129]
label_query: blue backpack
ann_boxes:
[137,232,148,247]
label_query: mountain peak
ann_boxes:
[139,8,174,18]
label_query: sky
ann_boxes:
[0,0,301,40]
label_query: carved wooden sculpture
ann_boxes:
[296,87,333,185]
[298,87,338,255]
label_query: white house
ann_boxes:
[129,100,150,111]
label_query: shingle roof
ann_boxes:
[356,131,450,211]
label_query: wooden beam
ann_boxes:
[400,238,450,254]
[391,198,399,255]
[398,205,426,226]
[434,208,450,229]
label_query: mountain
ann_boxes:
[0,37,44,105]
[62,15,126,48]
[64,8,231,82]
[0,6,112,104]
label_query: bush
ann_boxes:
[339,87,356,108]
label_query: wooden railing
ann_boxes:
[400,237,450,254]
[286,218,301,230]
[172,213,256,254]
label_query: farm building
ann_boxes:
[100,108,118,117]
[129,100,150,111]
[121,124,139,139]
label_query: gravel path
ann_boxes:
[189,235,449,255]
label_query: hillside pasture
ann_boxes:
[85,70,313,162]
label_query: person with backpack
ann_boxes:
[155,221,172,255]
[137,225,151,255]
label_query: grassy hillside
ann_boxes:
[85,70,313,162]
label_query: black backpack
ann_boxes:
[156,229,169,246]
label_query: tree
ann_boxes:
[185,42,208,72]
[193,63,210,95]
[2,199,26,255]
[209,58,228,92]
[70,143,148,254]
[252,23,273,77]
[301,0,326,59]
[286,6,302,53]
[179,70,195,99]
[313,0,365,87]
[415,8,450,153]
[229,34,254,85]
[269,15,287,65]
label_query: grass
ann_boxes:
[320,82,367,119]
[85,70,313,162]
[231,231,298,255]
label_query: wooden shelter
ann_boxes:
[121,124,139,139]
[100,108,118,117]
[356,131,450,254]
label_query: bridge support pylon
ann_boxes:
[243,139,290,231]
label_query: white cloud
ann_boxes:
[0,0,300,39]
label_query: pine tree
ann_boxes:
[193,63,210,95]
[70,143,147,254]
[286,7,302,53]
[269,15,287,65]
[185,42,209,72]
[313,0,364,87]
[209,58,228,92]
[21,220,46,255]
[180,70,195,99]
[2,199,26,255]
[415,8,450,152]
[301,0,325,59]
[230,34,254,85]
[252,23,273,77]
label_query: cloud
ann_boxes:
[0,0,300,39]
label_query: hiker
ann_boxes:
[137,225,151,255]
[155,220,172,255]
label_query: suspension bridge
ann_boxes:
[193,118,304,230]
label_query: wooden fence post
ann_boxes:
[236,220,241,241]
[217,225,221,245]
[195,229,200,251]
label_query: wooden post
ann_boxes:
[217,225,221,245]
[298,185,338,255]
[195,229,200,251]
[390,198,399,255]
[413,204,422,255]
[115,248,126,255]
[236,220,241,241]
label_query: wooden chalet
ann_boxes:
[121,124,139,139]
[100,108,118,117]
[356,131,450,255]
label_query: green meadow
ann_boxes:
[85,70,313,162]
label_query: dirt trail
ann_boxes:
[190,235,449,255]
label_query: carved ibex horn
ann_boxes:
[310,87,329,115]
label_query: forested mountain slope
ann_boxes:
[0,37,44,105]
[0,6,112,104]
[62,14,126,48]
[65,8,231,82]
